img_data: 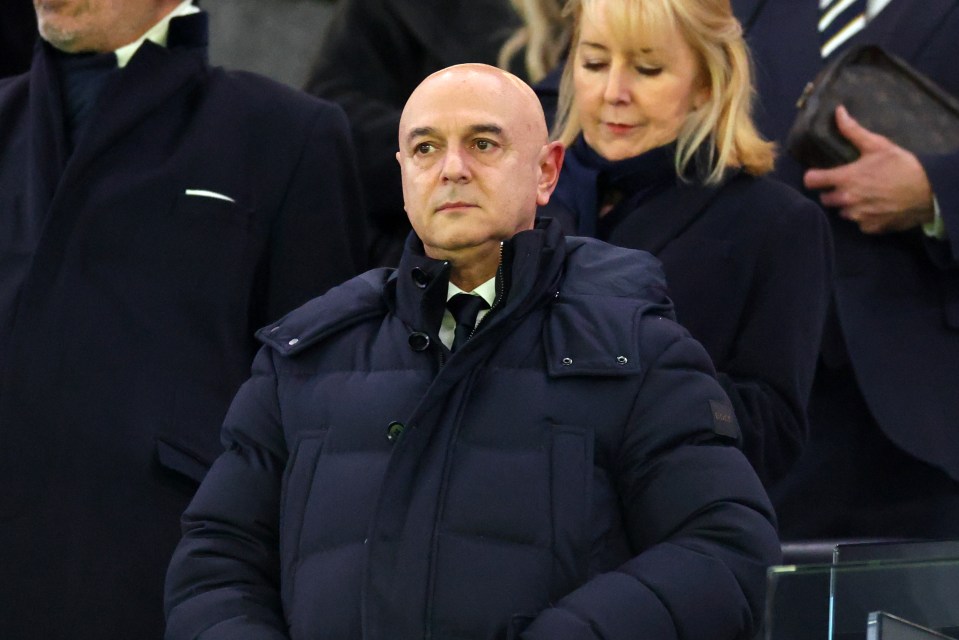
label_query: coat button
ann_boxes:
[288,338,300,346]
[411,267,431,289]
[616,356,628,365]
[386,421,405,443]
[408,332,430,351]
[562,357,573,366]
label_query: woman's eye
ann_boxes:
[582,60,608,71]
[637,66,663,77]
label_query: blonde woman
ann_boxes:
[541,0,833,485]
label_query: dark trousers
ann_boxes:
[771,364,959,540]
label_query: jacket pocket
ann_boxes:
[174,190,254,230]
[279,429,327,606]
[164,192,259,313]
[548,424,593,603]
[154,436,212,485]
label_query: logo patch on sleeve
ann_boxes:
[709,399,741,441]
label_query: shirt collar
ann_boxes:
[446,276,497,308]
[114,0,200,68]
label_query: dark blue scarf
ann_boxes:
[551,135,679,238]
[53,49,119,150]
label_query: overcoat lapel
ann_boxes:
[605,180,726,256]
[27,43,71,224]
[863,0,959,63]
[730,0,768,33]
[61,41,204,189]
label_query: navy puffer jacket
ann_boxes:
[165,219,780,640]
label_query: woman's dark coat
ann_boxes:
[165,221,780,640]
[541,142,833,484]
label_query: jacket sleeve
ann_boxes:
[263,100,367,323]
[165,347,290,639]
[919,149,959,267]
[716,195,833,485]
[521,316,781,640]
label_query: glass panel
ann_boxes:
[765,558,959,640]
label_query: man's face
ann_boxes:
[397,68,560,264]
[34,0,178,53]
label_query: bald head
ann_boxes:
[395,63,564,291]
[400,64,550,150]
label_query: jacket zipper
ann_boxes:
[465,242,505,343]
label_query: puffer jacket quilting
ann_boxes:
[165,220,780,640]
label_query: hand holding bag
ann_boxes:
[786,45,959,168]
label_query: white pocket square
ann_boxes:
[184,189,236,203]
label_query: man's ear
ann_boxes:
[536,141,566,206]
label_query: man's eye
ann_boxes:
[415,142,435,155]
[474,139,496,151]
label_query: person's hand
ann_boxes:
[803,105,935,234]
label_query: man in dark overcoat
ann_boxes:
[733,0,959,538]
[164,64,780,640]
[0,0,366,637]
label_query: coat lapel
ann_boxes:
[604,178,727,256]
[731,0,768,34]
[862,0,959,63]
[61,40,205,186]
[27,43,71,222]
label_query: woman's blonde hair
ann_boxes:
[555,0,775,183]
[498,0,570,83]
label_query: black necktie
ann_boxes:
[819,0,867,59]
[447,294,490,352]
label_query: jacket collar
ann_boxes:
[389,218,568,344]
[259,218,570,357]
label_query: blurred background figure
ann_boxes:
[539,0,832,485]
[205,0,337,87]
[305,0,524,265]
[499,0,568,127]
[736,0,959,539]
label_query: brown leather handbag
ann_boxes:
[786,45,959,168]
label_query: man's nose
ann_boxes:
[440,146,471,183]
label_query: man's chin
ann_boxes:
[39,25,86,53]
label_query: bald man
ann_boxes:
[164,64,779,640]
